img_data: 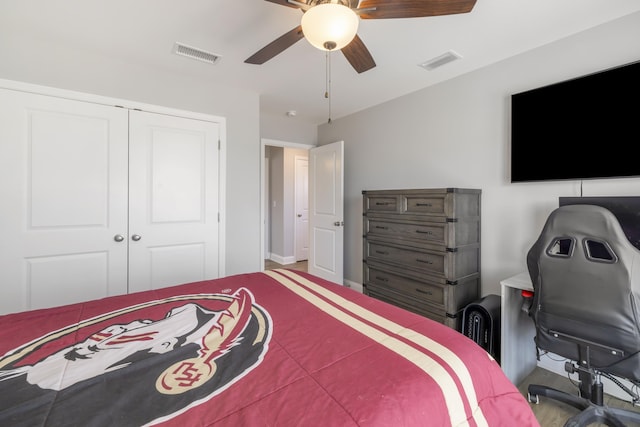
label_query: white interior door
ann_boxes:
[308,141,344,284]
[0,89,129,314]
[295,156,309,261]
[128,110,220,292]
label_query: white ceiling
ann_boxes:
[3,0,640,125]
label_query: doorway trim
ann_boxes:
[260,138,315,270]
[294,154,309,261]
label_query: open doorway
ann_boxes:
[261,139,313,271]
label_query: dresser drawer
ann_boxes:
[365,287,459,330]
[363,194,399,213]
[365,218,446,246]
[405,195,446,215]
[365,286,445,319]
[365,265,445,306]
[364,262,480,314]
[364,239,479,280]
[363,217,481,248]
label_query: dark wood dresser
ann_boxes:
[362,188,481,330]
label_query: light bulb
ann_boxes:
[301,3,359,51]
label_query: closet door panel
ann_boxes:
[128,110,220,292]
[25,252,110,310]
[0,89,129,314]
[30,111,109,226]
[148,243,206,288]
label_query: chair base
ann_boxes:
[528,384,640,427]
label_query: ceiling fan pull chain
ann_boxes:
[325,50,332,124]
[325,50,329,99]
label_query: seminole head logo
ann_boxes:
[0,288,271,426]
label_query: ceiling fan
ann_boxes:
[245,0,477,74]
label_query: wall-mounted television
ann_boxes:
[559,196,640,251]
[510,60,640,183]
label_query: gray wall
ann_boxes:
[265,146,310,263]
[261,111,318,146]
[269,147,285,259]
[318,12,640,295]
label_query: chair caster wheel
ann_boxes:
[528,392,539,404]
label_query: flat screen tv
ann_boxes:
[510,60,640,183]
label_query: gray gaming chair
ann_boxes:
[526,204,640,427]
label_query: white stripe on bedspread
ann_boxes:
[264,269,489,427]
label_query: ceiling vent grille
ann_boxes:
[173,42,221,65]
[418,50,462,71]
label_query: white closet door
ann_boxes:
[0,89,129,314]
[127,110,220,292]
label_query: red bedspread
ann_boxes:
[0,269,539,426]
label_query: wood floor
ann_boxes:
[263,260,640,425]
[264,259,308,272]
[517,367,640,426]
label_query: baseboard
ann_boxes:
[344,279,362,293]
[269,254,296,265]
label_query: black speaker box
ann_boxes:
[462,294,501,364]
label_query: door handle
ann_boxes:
[131,234,142,241]
[333,221,344,226]
[297,214,302,217]
[113,234,125,242]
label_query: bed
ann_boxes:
[0,269,539,426]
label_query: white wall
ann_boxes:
[0,34,263,276]
[318,12,640,296]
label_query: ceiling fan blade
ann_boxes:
[245,26,305,65]
[341,35,376,74]
[264,0,302,9]
[357,0,476,19]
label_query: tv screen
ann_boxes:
[559,196,640,250]
[511,60,640,183]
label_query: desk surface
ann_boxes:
[500,272,532,291]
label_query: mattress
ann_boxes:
[0,269,539,426]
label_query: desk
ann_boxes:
[500,272,537,386]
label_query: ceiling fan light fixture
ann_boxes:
[301,2,359,51]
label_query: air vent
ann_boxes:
[173,42,221,65]
[418,50,462,71]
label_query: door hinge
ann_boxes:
[217,212,220,222]
[218,139,221,150]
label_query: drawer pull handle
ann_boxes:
[415,230,433,235]
[375,202,392,206]
[416,258,433,264]
[416,203,433,207]
[375,250,389,255]
[415,288,433,295]
[375,226,389,230]
[375,276,389,282]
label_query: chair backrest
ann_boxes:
[527,204,640,380]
